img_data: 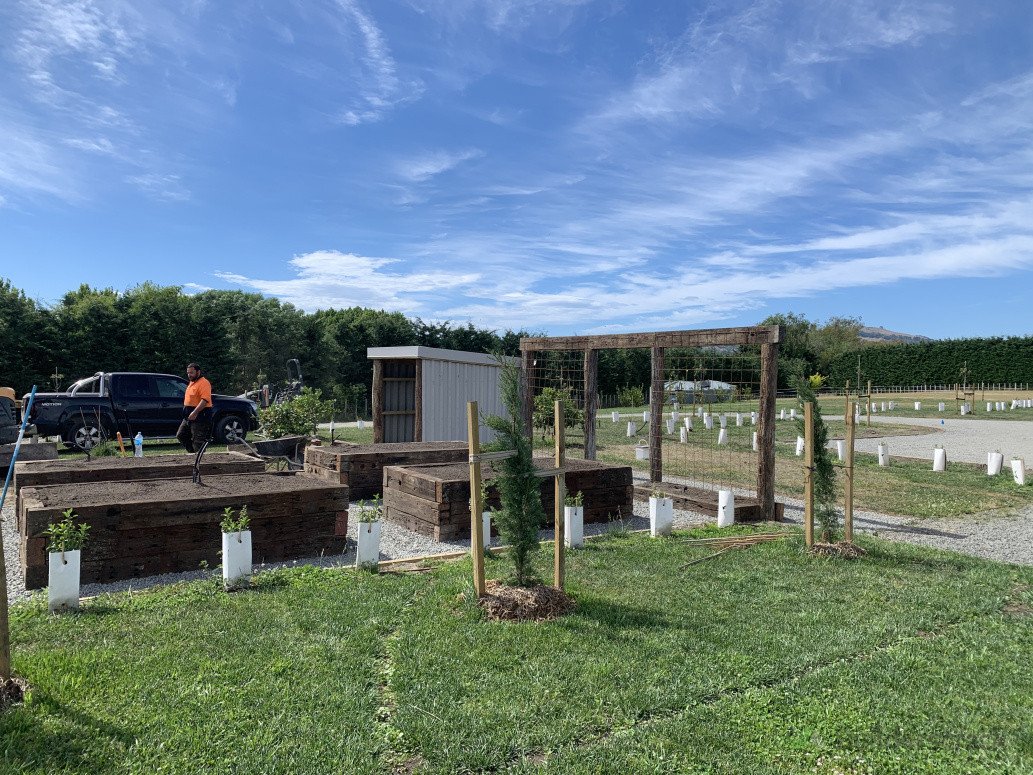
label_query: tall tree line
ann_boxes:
[0,280,530,402]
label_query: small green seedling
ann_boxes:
[650,486,669,501]
[220,505,251,534]
[564,490,584,508]
[357,494,383,523]
[43,509,90,555]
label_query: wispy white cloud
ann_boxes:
[216,250,481,315]
[334,0,423,125]
[394,149,482,182]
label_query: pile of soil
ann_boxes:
[808,541,868,560]
[0,678,27,710]
[477,579,576,623]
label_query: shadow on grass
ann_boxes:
[0,689,135,772]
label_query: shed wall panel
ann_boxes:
[421,360,509,444]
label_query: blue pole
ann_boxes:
[0,386,37,515]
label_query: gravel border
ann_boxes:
[5,463,1033,605]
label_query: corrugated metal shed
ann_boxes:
[367,347,516,444]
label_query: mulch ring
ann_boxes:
[808,541,868,560]
[0,678,28,710]
[477,580,576,623]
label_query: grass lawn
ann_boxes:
[4,529,1032,774]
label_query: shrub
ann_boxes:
[796,378,838,540]
[259,387,333,437]
[532,386,583,440]
[483,356,545,587]
[617,384,645,408]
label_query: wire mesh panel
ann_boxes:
[519,327,781,520]
[525,349,586,461]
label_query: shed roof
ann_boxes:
[366,346,516,367]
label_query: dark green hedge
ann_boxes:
[826,336,1033,387]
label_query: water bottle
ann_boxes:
[133,432,144,458]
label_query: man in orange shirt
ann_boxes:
[177,362,213,452]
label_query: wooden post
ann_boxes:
[845,380,850,420]
[520,350,535,440]
[844,402,855,544]
[757,341,779,520]
[554,400,566,592]
[583,349,598,461]
[649,346,664,483]
[866,380,872,427]
[372,358,384,443]
[804,401,814,548]
[467,401,486,598]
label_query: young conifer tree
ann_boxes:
[482,356,544,587]
[796,378,838,541]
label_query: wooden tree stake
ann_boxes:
[844,402,855,543]
[467,401,486,598]
[804,402,814,547]
[554,400,566,592]
[866,380,872,427]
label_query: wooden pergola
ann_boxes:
[519,325,783,521]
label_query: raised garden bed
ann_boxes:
[383,458,633,541]
[13,451,264,520]
[304,441,469,500]
[19,473,348,589]
[0,441,58,474]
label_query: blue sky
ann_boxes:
[1,0,1031,338]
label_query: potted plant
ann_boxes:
[878,442,889,467]
[988,450,1004,476]
[220,505,252,587]
[648,486,673,537]
[355,494,382,570]
[564,490,584,549]
[933,445,946,472]
[44,509,90,613]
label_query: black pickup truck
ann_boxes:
[26,372,260,450]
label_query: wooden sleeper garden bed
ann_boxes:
[304,441,469,500]
[383,458,634,541]
[19,472,348,589]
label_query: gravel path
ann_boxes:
[825,414,1033,465]
[6,467,1032,607]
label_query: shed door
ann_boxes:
[383,361,416,442]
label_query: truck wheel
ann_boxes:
[215,415,247,444]
[64,422,103,451]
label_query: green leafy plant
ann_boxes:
[808,373,827,389]
[532,385,584,440]
[483,355,545,587]
[220,505,251,535]
[564,490,584,508]
[90,441,123,458]
[616,384,645,408]
[650,486,669,501]
[259,387,334,438]
[796,378,838,541]
[356,495,382,523]
[43,509,90,554]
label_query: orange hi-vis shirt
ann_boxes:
[184,377,213,408]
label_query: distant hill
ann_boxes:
[858,326,931,344]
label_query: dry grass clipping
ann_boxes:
[808,541,868,560]
[477,579,576,623]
